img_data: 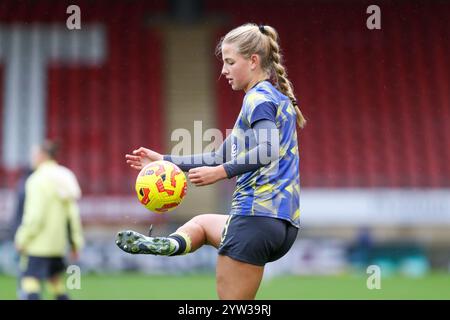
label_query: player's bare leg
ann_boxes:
[216,255,264,300]
[48,274,69,300]
[115,214,228,255]
[174,214,228,250]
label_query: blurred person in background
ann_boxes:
[14,140,84,300]
[117,23,305,299]
[10,168,34,240]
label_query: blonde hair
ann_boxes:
[216,23,306,128]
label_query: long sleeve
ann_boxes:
[67,200,84,251]
[14,177,48,249]
[164,120,279,178]
[222,119,279,178]
[163,134,233,171]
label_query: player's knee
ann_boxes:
[216,256,236,299]
[216,274,247,300]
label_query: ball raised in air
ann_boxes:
[135,160,187,213]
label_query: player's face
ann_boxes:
[221,43,253,91]
[31,145,44,169]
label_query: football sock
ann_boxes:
[22,277,41,300]
[168,231,192,256]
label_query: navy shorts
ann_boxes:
[218,214,299,266]
[22,256,66,279]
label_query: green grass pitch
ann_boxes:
[1,273,449,300]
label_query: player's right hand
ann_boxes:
[125,147,163,170]
[70,249,79,262]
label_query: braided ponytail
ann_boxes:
[218,23,306,128]
[264,26,306,128]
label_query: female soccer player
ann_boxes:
[117,23,306,300]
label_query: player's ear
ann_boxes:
[249,54,259,71]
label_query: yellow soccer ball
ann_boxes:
[135,160,187,213]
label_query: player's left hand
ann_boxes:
[188,166,227,186]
